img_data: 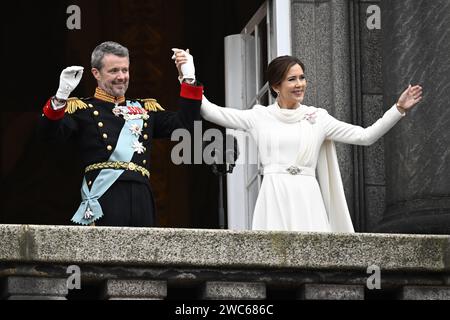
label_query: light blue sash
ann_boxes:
[71,108,144,225]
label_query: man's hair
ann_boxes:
[91,41,129,70]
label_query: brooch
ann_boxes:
[132,141,146,154]
[129,124,142,137]
[304,111,317,124]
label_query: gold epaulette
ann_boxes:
[65,97,89,114]
[140,98,165,112]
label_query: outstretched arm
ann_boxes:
[323,84,423,146]
[201,95,254,130]
[173,49,254,130]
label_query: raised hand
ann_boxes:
[171,48,195,82]
[396,84,423,113]
[56,66,84,100]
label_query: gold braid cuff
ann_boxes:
[85,161,150,178]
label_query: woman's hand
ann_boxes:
[396,84,423,113]
[171,48,195,83]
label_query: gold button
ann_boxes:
[98,122,104,128]
[93,110,99,116]
[143,134,148,140]
[102,133,108,139]
[143,160,147,165]
[88,104,94,108]
[88,180,92,186]
[107,145,113,151]
[144,123,148,128]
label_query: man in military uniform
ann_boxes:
[39,41,202,227]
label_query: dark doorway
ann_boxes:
[1,0,264,227]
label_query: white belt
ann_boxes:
[263,164,315,176]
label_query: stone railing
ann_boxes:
[0,225,449,300]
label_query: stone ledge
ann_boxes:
[0,225,448,271]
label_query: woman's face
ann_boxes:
[273,63,306,109]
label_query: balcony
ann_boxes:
[0,224,449,300]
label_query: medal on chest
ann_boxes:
[112,101,150,121]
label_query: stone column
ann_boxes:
[291,0,357,226]
[377,0,450,233]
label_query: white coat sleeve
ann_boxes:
[201,95,254,130]
[321,105,405,146]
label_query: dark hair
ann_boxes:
[267,56,306,98]
[91,41,129,70]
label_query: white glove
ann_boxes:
[56,66,84,100]
[171,48,195,83]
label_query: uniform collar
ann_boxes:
[94,87,126,104]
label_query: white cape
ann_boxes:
[316,140,354,232]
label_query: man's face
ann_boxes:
[91,54,129,97]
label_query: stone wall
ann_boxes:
[378,0,450,233]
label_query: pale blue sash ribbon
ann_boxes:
[71,103,143,225]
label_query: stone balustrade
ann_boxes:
[0,225,449,300]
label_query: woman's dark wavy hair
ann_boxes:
[267,55,305,98]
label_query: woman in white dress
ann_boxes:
[173,52,423,233]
